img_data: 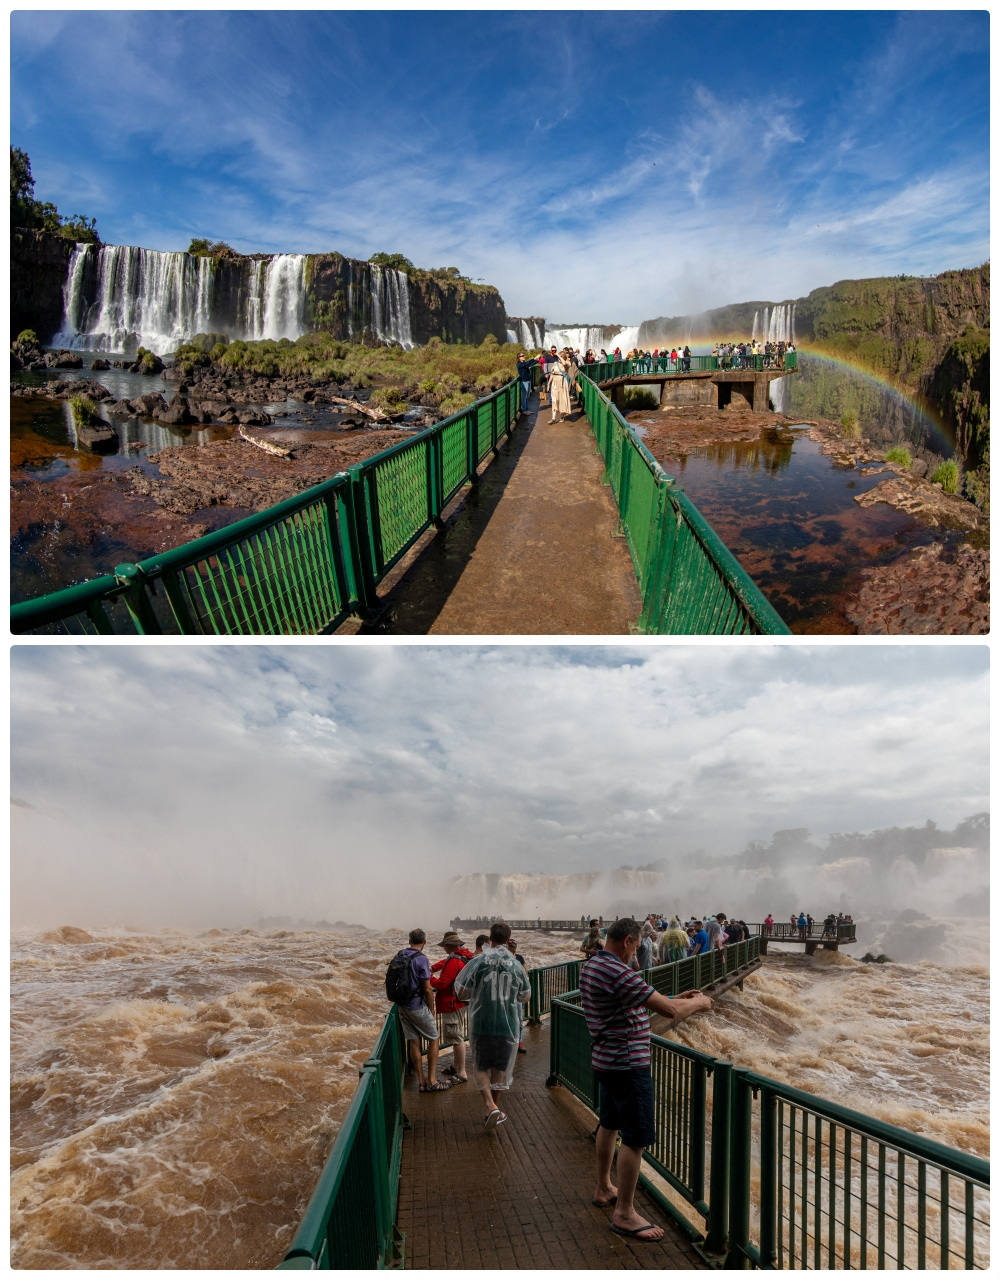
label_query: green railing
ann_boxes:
[584,351,797,380]
[548,990,989,1269]
[278,1006,407,1269]
[12,378,524,635]
[577,372,790,634]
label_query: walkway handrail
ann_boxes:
[583,351,798,381]
[576,371,790,634]
[277,1006,407,1269]
[12,377,524,634]
[278,940,986,1270]
[548,953,988,1269]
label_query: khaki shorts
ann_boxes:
[398,1003,439,1042]
[440,1010,465,1044]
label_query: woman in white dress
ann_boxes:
[548,354,573,422]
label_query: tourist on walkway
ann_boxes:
[453,920,530,1130]
[515,352,536,413]
[580,917,712,1242]
[389,928,449,1092]
[430,930,473,1084]
[581,919,604,958]
[548,352,573,422]
[657,918,689,964]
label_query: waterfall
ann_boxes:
[52,243,308,353]
[751,302,796,411]
[751,302,796,343]
[344,262,413,348]
[371,264,413,348]
[253,255,307,341]
[543,323,639,353]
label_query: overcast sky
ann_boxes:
[10,644,988,930]
[10,9,988,321]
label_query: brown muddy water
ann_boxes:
[10,925,987,1269]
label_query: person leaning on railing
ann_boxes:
[579,917,713,1243]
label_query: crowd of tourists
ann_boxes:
[580,912,753,967]
[387,916,715,1244]
[761,910,854,938]
[384,923,529,1126]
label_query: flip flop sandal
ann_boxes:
[484,1108,502,1129]
[610,1222,663,1242]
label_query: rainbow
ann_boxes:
[793,347,954,452]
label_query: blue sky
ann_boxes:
[10,10,989,323]
[11,645,988,928]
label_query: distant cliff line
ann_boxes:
[10,230,509,349]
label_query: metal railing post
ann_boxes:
[113,564,161,634]
[726,1070,754,1268]
[704,1060,732,1258]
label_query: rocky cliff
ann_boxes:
[11,229,77,338]
[638,266,990,478]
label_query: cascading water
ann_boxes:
[752,302,796,411]
[55,244,219,352]
[53,243,311,353]
[253,255,307,342]
[344,262,413,348]
[544,324,639,353]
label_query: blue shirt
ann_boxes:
[400,946,430,1011]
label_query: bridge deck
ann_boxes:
[352,394,641,634]
[397,1017,708,1269]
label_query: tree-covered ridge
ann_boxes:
[10,147,100,244]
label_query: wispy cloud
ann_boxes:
[10,11,987,320]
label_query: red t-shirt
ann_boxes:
[430,949,473,1011]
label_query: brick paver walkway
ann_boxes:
[396,1019,709,1269]
[354,396,642,635]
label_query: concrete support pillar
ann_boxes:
[752,374,770,412]
[610,383,625,411]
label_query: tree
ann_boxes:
[369,251,413,273]
[11,146,37,226]
[11,145,100,242]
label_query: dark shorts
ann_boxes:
[475,1035,516,1072]
[595,1068,656,1150]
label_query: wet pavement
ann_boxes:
[397,1017,709,1270]
[355,395,642,634]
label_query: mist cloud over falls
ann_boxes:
[10,646,987,931]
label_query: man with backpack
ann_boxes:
[430,930,473,1083]
[386,928,448,1092]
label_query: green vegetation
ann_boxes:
[369,251,414,272]
[11,146,100,243]
[622,388,659,411]
[69,394,99,424]
[16,329,38,345]
[884,446,912,467]
[840,408,861,439]
[187,238,236,258]
[170,332,523,411]
[930,459,960,493]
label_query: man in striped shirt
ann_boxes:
[579,916,712,1242]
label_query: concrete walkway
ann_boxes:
[356,396,642,635]
[396,1018,709,1270]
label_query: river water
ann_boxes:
[10,923,987,1269]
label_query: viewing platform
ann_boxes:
[277,940,988,1270]
[451,917,859,953]
[588,352,798,414]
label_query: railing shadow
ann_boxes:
[354,401,542,633]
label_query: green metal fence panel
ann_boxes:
[278,1008,405,1270]
[577,369,789,636]
[727,1070,990,1270]
[13,378,526,635]
[10,573,129,635]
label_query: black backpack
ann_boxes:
[385,950,420,1005]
